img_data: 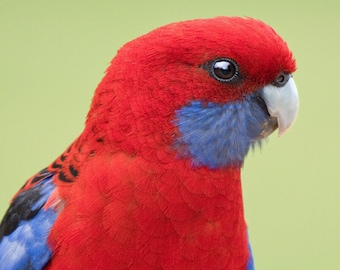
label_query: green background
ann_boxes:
[1,1,339,269]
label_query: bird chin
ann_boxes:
[257,117,278,139]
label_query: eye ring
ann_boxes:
[273,73,291,87]
[210,58,239,83]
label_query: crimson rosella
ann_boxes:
[0,17,298,269]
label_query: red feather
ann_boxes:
[40,17,295,269]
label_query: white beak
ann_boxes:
[261,78,299,136]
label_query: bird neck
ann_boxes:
[47,149,249,268]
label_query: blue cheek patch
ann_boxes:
[174,93,269,168]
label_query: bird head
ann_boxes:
[85,17,298,168]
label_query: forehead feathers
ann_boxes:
[113,17,295,83]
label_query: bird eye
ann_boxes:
[210,58,239,82]
[273,73,291,87]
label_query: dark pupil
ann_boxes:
[213,61,235,79]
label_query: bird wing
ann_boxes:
[0,169,62,270]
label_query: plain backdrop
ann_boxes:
[1,1,339,269]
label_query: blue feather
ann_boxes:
[247,231,255,270]
[0,175,58,270]
[174,91,269,168]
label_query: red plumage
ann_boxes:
[47,152,245,269]
[6,17,297,269]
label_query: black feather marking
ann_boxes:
[69,165,78,177]
[31,168,51,184]
[58,171,73,183]
[51,161,62,169]
[0,184,46,241]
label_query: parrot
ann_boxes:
[0,16,298,270]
